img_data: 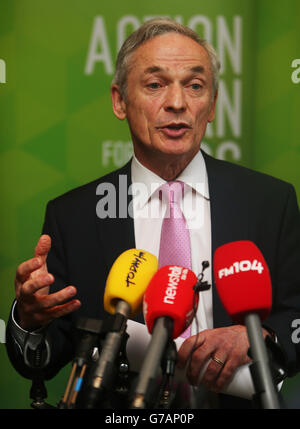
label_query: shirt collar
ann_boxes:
[131,150,210,208]
[176,150,210,200]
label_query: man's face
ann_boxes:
[112,33,217,168]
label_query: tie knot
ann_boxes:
[160,181,185,204]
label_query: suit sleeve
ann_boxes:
[5,200,76,380]
[263,184,300,376]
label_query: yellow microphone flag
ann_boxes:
[104,249,158,317]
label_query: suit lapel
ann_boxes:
[203,151,250,328]
[95,160,136,273]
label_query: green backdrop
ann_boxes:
[0,0,299,408]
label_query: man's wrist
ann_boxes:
[10,301,47,349]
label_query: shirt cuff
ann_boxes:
[10,301,47,353]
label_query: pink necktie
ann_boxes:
[158,181,192,338]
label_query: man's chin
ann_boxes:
[155,140,199,158]
[133,137,199,165]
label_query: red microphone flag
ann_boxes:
[143,265,198,339]
[213,241,272,324]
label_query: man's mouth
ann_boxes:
[159,122,191,138]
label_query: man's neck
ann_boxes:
[133,149,199,181]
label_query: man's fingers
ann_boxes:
[43,299,81,320]
[210,361,236,392]
[38,286,77,310]
[200,355,226,388]
[34,234,51,259]
[19,273,54,297]
[177,333,206,369]
[27,299,81,329]
[20,283,77,310]
[15,235,51,284]
[16,286,80,330]
[185,345,212,385]
[15,257,43,284]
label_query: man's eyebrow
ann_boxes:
[143,65,206,75]
[144,66,163,74]
[190,65,205,74]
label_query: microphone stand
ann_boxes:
[245,313,281,409]
[24,333,56,409]
[79,301,131,409]
[157,340,177,409]
[58,318,103,409]
[131,317,174,409]
[58,314,131,409]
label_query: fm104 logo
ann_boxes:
[218,259,264,279]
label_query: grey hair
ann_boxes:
[112,17,220,102]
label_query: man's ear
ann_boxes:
[208,90,218,123]
[111,84,127,120]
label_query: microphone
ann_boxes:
[213,240,280,409]
[82,248,158,409]
[59,318,103,409]
[131,265,198,409]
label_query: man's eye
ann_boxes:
[190,83,202,90]
[147,82,161,89]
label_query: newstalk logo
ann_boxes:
[163,266,189,305]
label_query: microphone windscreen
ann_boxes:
[143,265,198,339]
[213,240,272,323]
[104,249,158,317]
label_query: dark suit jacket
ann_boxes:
[6,151,300,408]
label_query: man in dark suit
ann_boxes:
[6,18,300,408]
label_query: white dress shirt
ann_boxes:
[131,150,213,334]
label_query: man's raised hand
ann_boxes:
[14,234,81,331]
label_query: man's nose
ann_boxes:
[164,84,186,113]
